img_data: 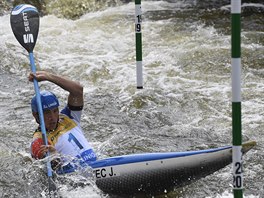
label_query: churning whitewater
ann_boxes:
[0,0,263,197]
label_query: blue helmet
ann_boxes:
[31,91,60,113]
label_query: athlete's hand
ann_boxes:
[28,71,51,82]
[39,145,56,155]
[31,138,56,159]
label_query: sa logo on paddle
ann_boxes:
[23,34,34,43]
[94,167,118,179]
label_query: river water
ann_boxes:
[0,0,263,197]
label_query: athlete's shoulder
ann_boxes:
[60,105,82,123]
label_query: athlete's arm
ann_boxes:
[28,71,83,108]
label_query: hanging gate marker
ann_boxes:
[135,0,143,89]
[231,0,243,198]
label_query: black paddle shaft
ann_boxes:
[10,4,39,52]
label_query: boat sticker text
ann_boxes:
[94,167,118,179]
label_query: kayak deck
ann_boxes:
[90,141,256,196]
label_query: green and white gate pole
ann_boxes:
[135,0,143,89]
[231,0,243,197]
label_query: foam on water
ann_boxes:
[0,1,263,197]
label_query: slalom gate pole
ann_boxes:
[231,0,243,197]
[135,0,143,89]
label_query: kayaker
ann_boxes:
[29,71,96,173]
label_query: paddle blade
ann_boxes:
[10,4,39,52]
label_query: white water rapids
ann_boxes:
[0,1,263,197]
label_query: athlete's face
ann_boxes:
[43,107,59,131]
[33,107,59,131]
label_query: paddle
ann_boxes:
[10,4,58,197]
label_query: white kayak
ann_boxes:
[88,141,256,196]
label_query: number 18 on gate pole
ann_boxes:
[135,0,143,89]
